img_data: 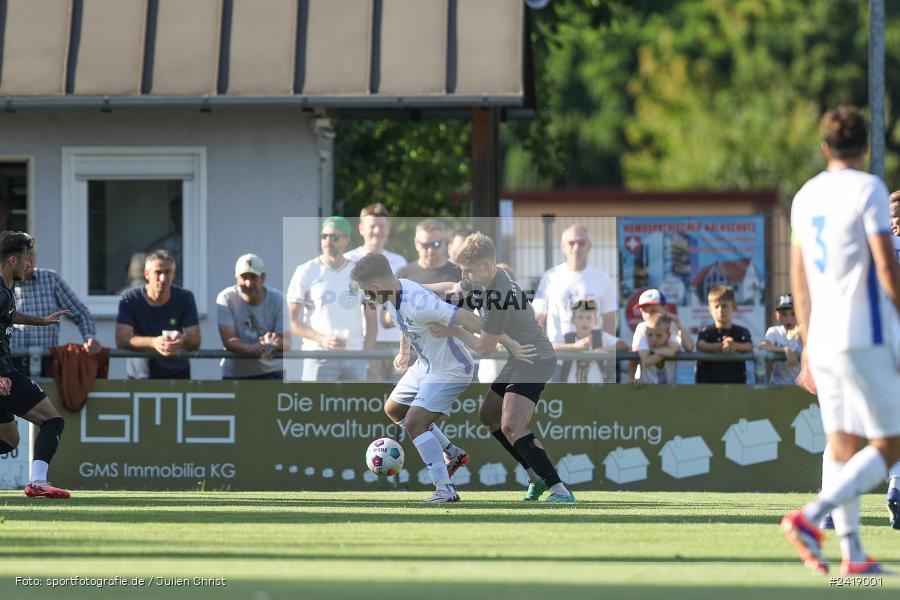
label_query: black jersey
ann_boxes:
[478,268,556,362]
[0,278,15,366]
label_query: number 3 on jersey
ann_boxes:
[811,215,827,273]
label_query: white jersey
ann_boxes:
[791,168,897,353]
[762,325,802,386]
[386,279,474,383]
[286,257,365,351]
[533,263,617,344]
[344,246,407,343]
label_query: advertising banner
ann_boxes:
[618,216,766,382]
[48,380,823,493]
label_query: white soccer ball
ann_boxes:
[365,438,405,477]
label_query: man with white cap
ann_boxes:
[216,254,285,380]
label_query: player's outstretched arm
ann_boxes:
[13,310,68,326]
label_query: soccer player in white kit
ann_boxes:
[350,252,534,503]
[781,106,900,575]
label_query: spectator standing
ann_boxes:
[628,288,694,382]
[12,236,102,376]
[344,203,406,380]
[115,250,201,379]
[695,285,753,383]
[890,193,899,258]
[533,225,617,345]
[635,313,681,385]
[555,300,628,384]
[397,219,462,284]
[759,293,802,386]
[288,216,376,381]
[217,254,285,380]
[448,228,475,266]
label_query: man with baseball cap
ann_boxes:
[287,216,376,381]
[216,254,285,380]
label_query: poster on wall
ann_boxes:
[618,216,766,383]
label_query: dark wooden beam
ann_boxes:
[470,107,500,218]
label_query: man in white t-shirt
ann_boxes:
[287,216,376,381]
[533,225,617,381]
[781,106,900,577]
[349,252,475,503]
[344,203,407,381]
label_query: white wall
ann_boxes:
[0,108,321,378]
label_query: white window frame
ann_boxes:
[61,147,208,317]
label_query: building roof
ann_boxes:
[0,0,531,110]
[658,436,713,461]
[721,418,782,447]
[691,258,753,288]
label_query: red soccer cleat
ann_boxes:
[781,510,828,575]
[841,555,895,576]
[24,481,71,500]
[445,451,470,478]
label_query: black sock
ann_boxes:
[512,433,561,488]
[34,417,64,463]
[491,429,531,471]
[0,440,14,455]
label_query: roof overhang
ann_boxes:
[0,0,534,113]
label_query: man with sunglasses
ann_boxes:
[398,219,462,285]
[533,225,617,377]
[287,216,376,381]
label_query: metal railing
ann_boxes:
[11,347,788,379]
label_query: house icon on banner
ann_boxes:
[451,466,471,486]
[722,418,781,466]
[478,463,508,487]
[556,453,595,485]
[603,447,649,485]
[659,436,712,479]
[791,404,826,454]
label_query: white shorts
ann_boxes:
[389,364,470,416]
[809,346,900,438]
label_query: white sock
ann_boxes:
[888,459,900,488]
[413,431,451,486]
[819,454,843,523]
[804,445,888,524]
[428,424,459,458]
[30,460,49,482]
[527,468,542,484]
[839,532,868,564]
[890,476,899,491]
[549,483,570,496]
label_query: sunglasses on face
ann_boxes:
[321,233,347,241]
[417,240,443,249]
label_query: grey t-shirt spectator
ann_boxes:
[117,286,199,378]
[217,285,284,379]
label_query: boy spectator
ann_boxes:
[628,288,693,382]
[555,300,628,384]
[635,313,681,385]
[12,235,102,376]
[344,203,406,380]
[288,216,376,381]
[695,285,753,383]
[759,293,802,386]
[115,250,201,379]
[217,254,285,380]
[397,219,462,284]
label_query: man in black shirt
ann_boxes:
[695,285,754,383]
[397,219,462,285]
[0,231,72,499]
[432,233,574,503]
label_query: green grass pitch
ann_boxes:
[0,491,896,599]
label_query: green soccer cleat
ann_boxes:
[523,479,547,501]
[544,492,576,504]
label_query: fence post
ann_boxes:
[542,213,555,272]
[754,353,767,384]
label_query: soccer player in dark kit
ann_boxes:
[0,231,71,498]
[430,232,575,503]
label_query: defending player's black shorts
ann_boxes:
[490,358,557,403]
[0,368,46,423]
